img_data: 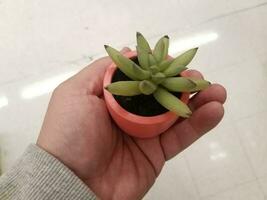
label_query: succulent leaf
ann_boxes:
[171,47,198,66]
[189,78,211,92]
[117,53,151,81]
[105,45,139,80]
[163,48,198,76]
[106,81,142,96]
[153,87,192,117]
[139,80,157,95]
[136,46,150,70]
[148,54,157,66]
[161,77,196,92]
[131,63,151,80]
[153,36,169,63]
[104,45,122,66]
[136,32,152,53]
[158,59,173,71]
[151,72,166,84]
[163,65,188,77]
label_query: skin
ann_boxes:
[37,47,227,200]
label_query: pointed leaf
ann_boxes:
[105,45,139,80]
[171,47,198,67]
[151,72,166,84]
[139,80,157,95]
[136,46,150,70]
[116,54,151,81]
[161,77,196,92]
[163,65,188,77]
[189,78,211,92]
[106,81,142,96]
[148,54,157,66]
[164,48,198,76]
[136,32,152,53]
[130,62,151,80]
[153,35,169,63]
[158,59,173,71]
[104,45,122,66]
[153,87,192,117]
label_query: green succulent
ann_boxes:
[104,32,210,118]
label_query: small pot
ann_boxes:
[103,51,190,138]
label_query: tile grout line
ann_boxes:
[200,2,267,25]
[233,118,267,198]
[182,134,237,199]
[182,118,242,198]
[182,114,266,199]
[88,0,267,77]
[181,153,202,200]
[183,151,259,199]
[3,1,264,88]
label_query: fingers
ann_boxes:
[160,101,224,160]
[73,47,131,96]
[120,47,132,53]
[182,69,204,79]
[160,69,226,160]
[189,84,227,111]
[182,69,227,111]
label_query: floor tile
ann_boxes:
[235,111,267,178]
[0,0,190,84]
[144,155,199,200]
[205,57,267,121]
[258,175,267,197]
[184,122,255,197]
[203,181,264,200]
[180,0,267,25]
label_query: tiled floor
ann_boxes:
[1,0,267,199]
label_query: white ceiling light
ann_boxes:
[21,70,77,99]
[169,32,219,55]
[0,96,9,108]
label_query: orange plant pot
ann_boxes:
[103,51,190,138]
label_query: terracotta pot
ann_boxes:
[103,51,190,138]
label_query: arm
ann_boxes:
[0,144,96,200]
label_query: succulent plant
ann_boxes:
[104,32,210,118]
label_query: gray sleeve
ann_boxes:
[0,144,97,200]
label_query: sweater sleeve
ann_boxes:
[0,144,97,200]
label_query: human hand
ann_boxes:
[37,47,226,200]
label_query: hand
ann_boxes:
[37,47,226,200]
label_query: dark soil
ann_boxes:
[111,57,181,116]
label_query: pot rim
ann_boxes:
[103,51,190,125]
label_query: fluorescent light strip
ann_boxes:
[169,32,219,55]
[21,70,77,99]
[0,96,8,108]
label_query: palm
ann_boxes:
[66,94,163,200]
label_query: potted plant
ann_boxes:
[103,32,210,138]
